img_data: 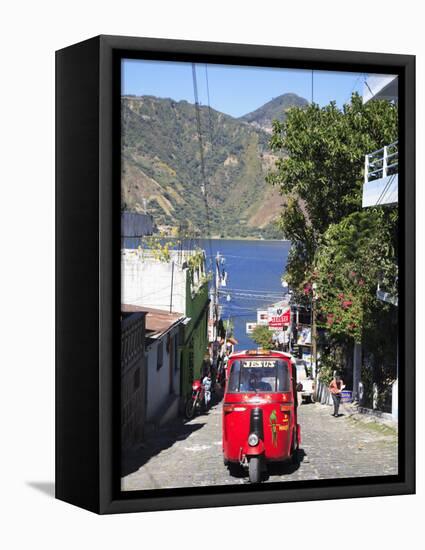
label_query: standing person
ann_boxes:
[329,372,345,417]
[278,330,286,351]
[202,371,212,409]
[222,350,230,381]
[210,340,220,390]
[201,352,211,380]
[210,355,218,392]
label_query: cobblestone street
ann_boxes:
[122,394,398,491]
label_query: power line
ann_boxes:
[216,253,287,262]
[220,288,282,296]
[311,69,314,104]
[364,78,373,97]
[191,63,214,277]
[374,175,393,206]
[219,295,284,303]
[345,73,366,105]
[205,64,214,145]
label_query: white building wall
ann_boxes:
[362,174,398,207]
[363,74,398,103]
[122,249,187,314]
[145,329,180,422]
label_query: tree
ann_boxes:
[267,93,398,296]
[251,325,274,350]
[314,207,398,342]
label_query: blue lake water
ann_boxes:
[201,239,290,350]
[123,238,291,350]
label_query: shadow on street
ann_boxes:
[225,448,306,482]
[122,387,224,477]
[122,420,206,477]
[264,448,307,479]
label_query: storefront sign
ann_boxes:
[246,322,257,334]
[268,305,291,328]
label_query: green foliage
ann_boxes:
[121,94,305,238]
[240,93,309,129]
[224,319,235,337]
[187,248,205,272]
[267,93,398,294]
[314,208,398,342]
[317,332,353,385]
[317,361,335,386]
[144,232,172,262]
[251,325,274,350]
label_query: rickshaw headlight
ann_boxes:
[248,433,259,446]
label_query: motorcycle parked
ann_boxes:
[185,379,210,419]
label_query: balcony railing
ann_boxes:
[364,140,398,184]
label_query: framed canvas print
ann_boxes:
[56,35,415,514]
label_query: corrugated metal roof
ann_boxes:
[121,304,185,338]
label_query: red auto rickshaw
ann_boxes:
[222,350,301,483]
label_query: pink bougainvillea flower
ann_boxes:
[303,283,312,294]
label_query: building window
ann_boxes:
[157,341,163,370]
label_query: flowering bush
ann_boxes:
[311,208,397,342]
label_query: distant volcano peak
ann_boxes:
[239,92,309,133]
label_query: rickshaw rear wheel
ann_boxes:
[291,449,300,465]
[291,430,300,465]
[248,457,262,483]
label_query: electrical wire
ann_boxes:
[344,73,365,105]
[219,286,285,295]
[192,63,215,282]
[311,69,314,104]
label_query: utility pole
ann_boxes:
[214,251,220,340]
[312,282,318,379]
[169,260,175,313]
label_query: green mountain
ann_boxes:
[121,93,307,238]
[239,93,309,133]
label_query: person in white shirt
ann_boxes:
[202,372,212,407]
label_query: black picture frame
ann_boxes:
[56,34,415,514]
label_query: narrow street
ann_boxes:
[122,394,398,491]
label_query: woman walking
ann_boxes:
[329,373,345,417]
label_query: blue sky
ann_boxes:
[122,59,369,117]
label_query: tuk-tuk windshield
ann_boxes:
[227,359,290,393]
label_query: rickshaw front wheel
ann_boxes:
[248,457,263,483]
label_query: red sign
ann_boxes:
[268,306,291,328]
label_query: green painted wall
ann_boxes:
[180,275,209,400]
